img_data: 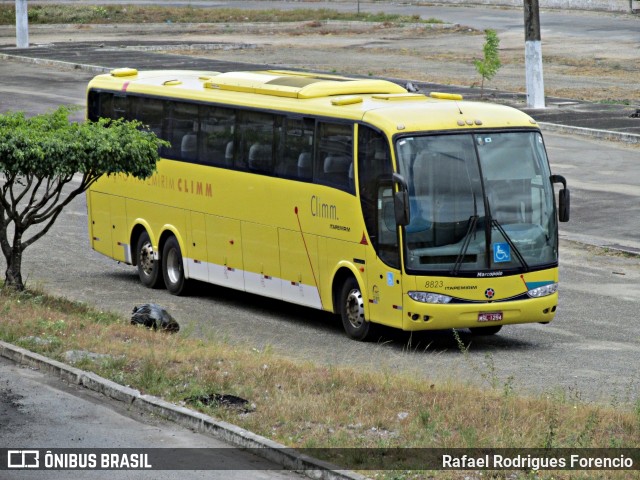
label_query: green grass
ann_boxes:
[0,5,442,26]
[0,286,638,478]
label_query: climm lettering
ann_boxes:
[311,195,338,220]
[144,174,212,197]
[177,178,212,197]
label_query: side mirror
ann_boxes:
[551,175,570,223]
[558,188,570,222]
[392,173,410,226]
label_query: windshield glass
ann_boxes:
[396,131,557,274]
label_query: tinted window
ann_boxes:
[275,117,315,181]
[234,110,276,173]
[315,122,354,193]
[200,105,236,167]
[162,102,198,160]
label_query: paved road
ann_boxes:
[1,59,639,404]
[0,357,305,479]
[2,2,638,134]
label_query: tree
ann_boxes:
[474,29,502,98]
[0,106,166,291]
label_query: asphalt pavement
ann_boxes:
[0,34,639,478]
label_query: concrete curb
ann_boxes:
[0,52,109,74]
[539,122,640,144]
[0,340,367,480]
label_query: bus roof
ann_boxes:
[89,69,539,134]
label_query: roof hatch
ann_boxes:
[203,71,406,99]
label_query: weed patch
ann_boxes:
[0,287,637,478]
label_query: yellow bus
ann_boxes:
[86,68,569,340]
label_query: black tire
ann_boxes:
[162,236,188,296]
[339,277,373,341]
[136,231,163,289]
[469,325,503,336]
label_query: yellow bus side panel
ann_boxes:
[110,196,128,263]
[89,191,112,259]
[88,192,128,262]
[279,229,322,309]
[242,222,281,299]
[205,215,244,290]
[186,211,208,282]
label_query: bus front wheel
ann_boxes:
[339,277,373,341]
[136,231,163,289]
[162,236,188,296]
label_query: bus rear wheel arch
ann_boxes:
[162,235,189,296]
[135,230,164,289]
[337,276,375,341]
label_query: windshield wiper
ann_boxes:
[491,218,529,271]
[452,215,479,275]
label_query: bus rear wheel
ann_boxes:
[162,236,188,296]
[136,231,163,289]
[469,325,503,335]
[339,277,373,341]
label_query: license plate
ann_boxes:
[478,312,503,323]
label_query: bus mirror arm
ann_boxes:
[551,175,570,223]
[392,173,411,226]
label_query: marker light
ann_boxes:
[408,291,452,304]
[527,282,558,298]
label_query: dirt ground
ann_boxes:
[2,16,639,104]
[171,21,640,104]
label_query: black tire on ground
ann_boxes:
[339,277,374,341]
[162,235,189,296]
[136,231,164,289]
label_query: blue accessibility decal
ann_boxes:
[493,242,511,263]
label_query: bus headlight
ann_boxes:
[527,282,558,298]
[408,291,452,304]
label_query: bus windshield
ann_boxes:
[396,131,557,274]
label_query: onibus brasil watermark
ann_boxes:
[2,448,639,471]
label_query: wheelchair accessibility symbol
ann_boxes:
[493,242,511,263]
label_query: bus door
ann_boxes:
[363,184,403,329]
[358,126,403,329]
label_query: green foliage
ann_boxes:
[0,106,166,290]
[474,29,502,97]
[0,107,162,179]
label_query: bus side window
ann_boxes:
[130,96,164,140]
[88,91,105,121]
[236,110,275,174]
[112,94,129,120]
[200,106,236,167]
[315,122,354,194]
[276,117,314,181]
[162,102,199,161]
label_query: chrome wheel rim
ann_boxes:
[345,288,365,329]
[166,248,182,285]
[139,242,155,277]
